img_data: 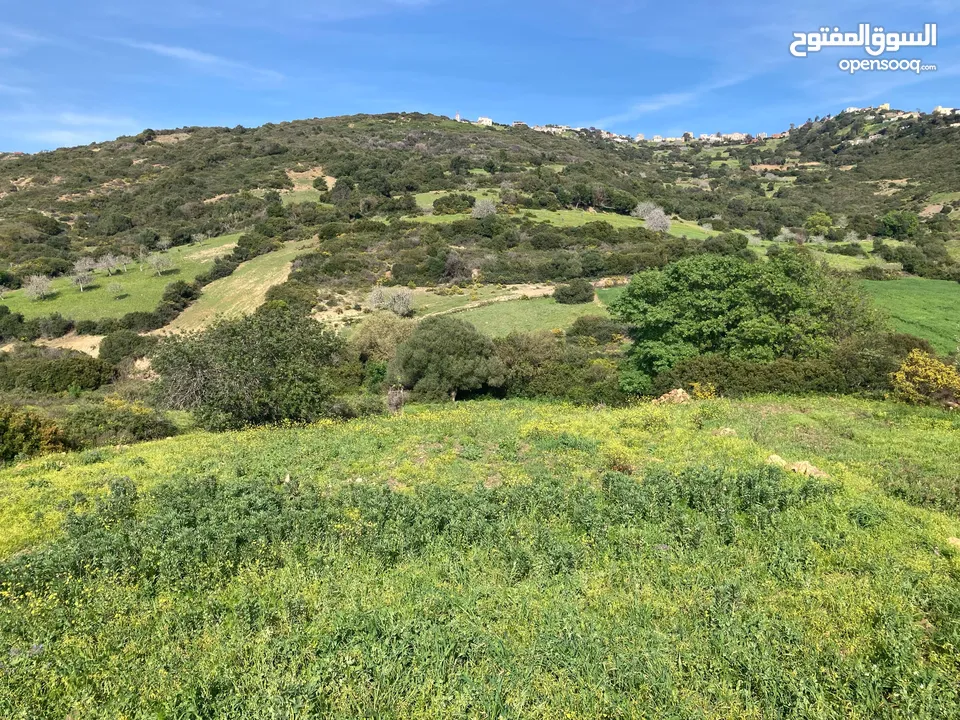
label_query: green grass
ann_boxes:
[863,277,960,354]
[930,191,960,204]
[1,234,240,321]
[163,238,315,333]
[413,188,500,210]
[2,396,960,716]
[453,296,608,335]
[405,204,717,239]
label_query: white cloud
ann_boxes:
[116,39,284,83]
[585,73,759,129]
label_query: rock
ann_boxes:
[766,454,787,467]
[787,461,830,479]
[712,427,737,437]
[653,388,691,405]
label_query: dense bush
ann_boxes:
[432,193,476,215]
[98,330,157,367]
[0,350,113,393]
[391,316,504,401]
[891,350,960,408]
[566,314,626,344]
[0,405,69,461]
[652,333,934,397]
[553,278,595,304]
[63,397,178,447]
[152,303,353,429]
[612,248,883,391]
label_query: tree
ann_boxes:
[23,275,53,301]
[152,304,347,429]
[147,254,175,276]
[349,312,416,363]
[645,208,672,233]
[631,201,658,219]
[108,282,124,299]
[72,271,94,292]
[611,249,883,388]
[554,278,595,304]
[387,290,413,318]
[879,210,920,240]
[472,198,497,219]
[390,316,504,401]
[312,176,329,192]
[804,211,833,238]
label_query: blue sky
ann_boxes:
[1,0,958,152]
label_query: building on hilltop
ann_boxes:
[477,117,493,126]
[933,106,956,116]
[635,133,645,141]
[512,121,527,127]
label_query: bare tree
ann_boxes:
[157,238,173,251]
[115,254,133,272]
[108,281,124,298]
[74,257,98,276]
[471,199,497,219]
[136,245,149,272]
[368,286,387,310]
[0,286,8,300]
[72,271,94,292]
[98,253,120,275]
[645,208,672,233]
[630,201,658,219]
[387,290,413,318]
[23,275,53,301]
[147,254,174,276]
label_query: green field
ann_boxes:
[3,396,960,716]
[406,206,717,240]
[1,234,240,321]
[162,238,315,333]
[453,295,610,335]
[413,188,500,210]
[863,277,960,354]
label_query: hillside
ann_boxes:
[2,396,959,717]
[0,109,957,347]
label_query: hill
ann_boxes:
[2,396,960,717]
[0,108,957,345]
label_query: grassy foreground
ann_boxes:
[1,396,960,717]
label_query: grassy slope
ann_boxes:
[454,288,625,336]
[405,204,716,240]
[161,238,314,334]
[863,278,960,354]
[2,397,960,716]
[0,234,240,321]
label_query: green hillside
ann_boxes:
[863,278,960,354]
[2,397,960,717]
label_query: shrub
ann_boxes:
[0,351,113,393]
[433,193,476,215]
[891,350,960,408]
[350,313,416,363]
[0,405,69,461]
[553,279,595,304]
[63,397,177,447]
[98,330,157,367]
[152,303,349,429]
[390,316,504,401]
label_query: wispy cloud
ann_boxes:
[116,39,284,83]
[0,108,141,150]
[0,83,30,95]
[585,74,759,129]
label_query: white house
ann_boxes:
[477,117,494,126]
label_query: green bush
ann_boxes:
[98,330,157,367]
[63,398,178,447]
[0,405,69,461]
[152,303,350,429]
[553,278,595,304]
[391,316,504,401]
[0,351,113,393]
[432,193,476,215]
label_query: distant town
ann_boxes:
[452,103,960,146]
